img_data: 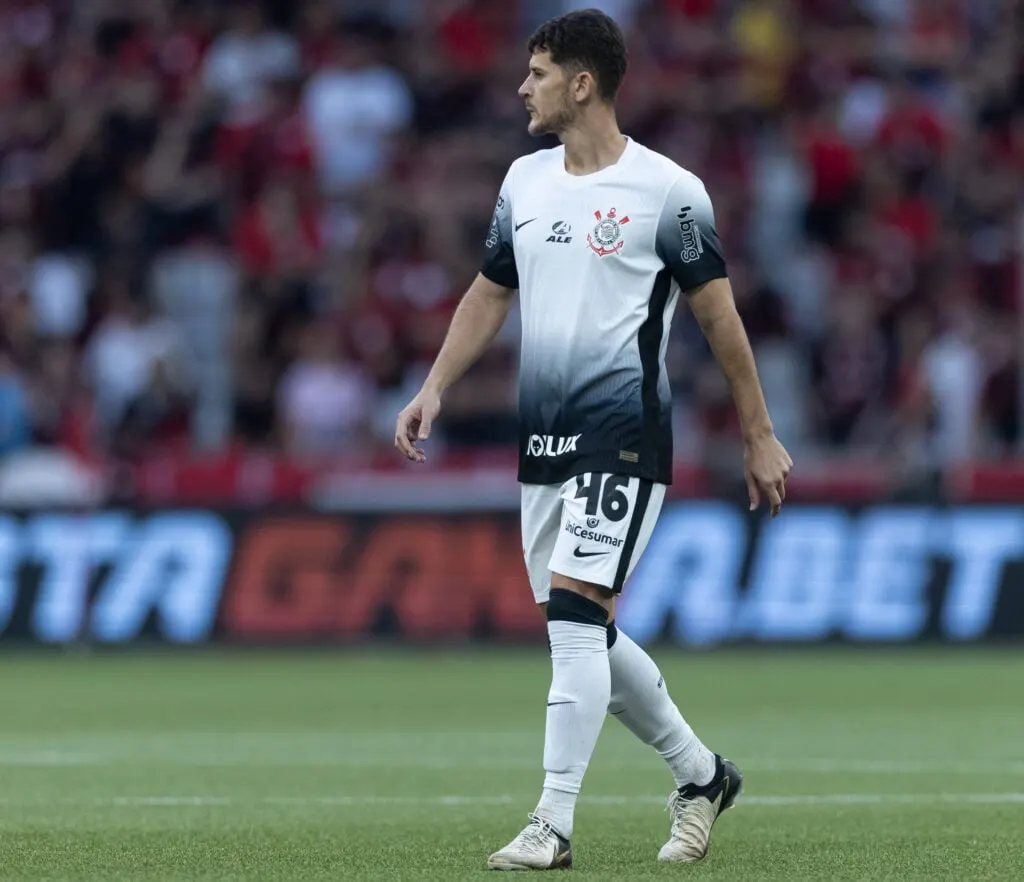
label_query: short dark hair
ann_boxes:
[527,9,628,103]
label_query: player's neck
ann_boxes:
[559,116,627,177]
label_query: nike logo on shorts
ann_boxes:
[573,546,609,558]
[515,218,537,231]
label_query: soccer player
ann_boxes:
[395,8,792,870]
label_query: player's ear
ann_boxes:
[573,70,595,103]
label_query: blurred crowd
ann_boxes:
[0,0,1022,475]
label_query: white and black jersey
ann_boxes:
[481,137,728,485]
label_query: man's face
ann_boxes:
[518,51,577,136]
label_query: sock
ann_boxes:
[607,623,715,788]
[533,590,610,840]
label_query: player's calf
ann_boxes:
[606,623,716,788]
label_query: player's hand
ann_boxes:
[744,432,793,518]
[395,388,442,464]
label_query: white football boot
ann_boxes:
[658,755,743,862]
[488,813,573,871]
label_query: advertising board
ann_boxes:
[1,505,1021,645]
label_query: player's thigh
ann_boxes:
[521,481,563,604]
[549,473,666,594]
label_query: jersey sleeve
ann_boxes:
[480,171,519,289]
[655,173,728,292]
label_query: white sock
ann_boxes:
[533,619,610,839]
[608,626,715,788]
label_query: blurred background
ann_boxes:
[0,0,1022,648]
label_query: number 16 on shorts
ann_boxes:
[552,472,666,593]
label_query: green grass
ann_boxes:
[0,648,1022,880]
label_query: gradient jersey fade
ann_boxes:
[481,138,727,485]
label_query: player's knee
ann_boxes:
[546,587,609,628]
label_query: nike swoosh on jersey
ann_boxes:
[514,218,538,231]
[573,546,610,558]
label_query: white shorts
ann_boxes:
[521,472,666,604]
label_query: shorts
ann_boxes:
[521,472,667,604]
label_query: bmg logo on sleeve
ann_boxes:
[527,434,581,457]
[677,205,704,263]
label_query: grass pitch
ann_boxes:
[0,647,1022,880]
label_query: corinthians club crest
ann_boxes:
[587,207,630,257]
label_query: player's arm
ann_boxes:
[395,177,519,463]
[656,174,792,515]
[687,277,772,444]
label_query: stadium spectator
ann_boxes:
[301,15,412,196]
[201,0,300,127]
[277,321,373,457]
[83,274,192,456]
